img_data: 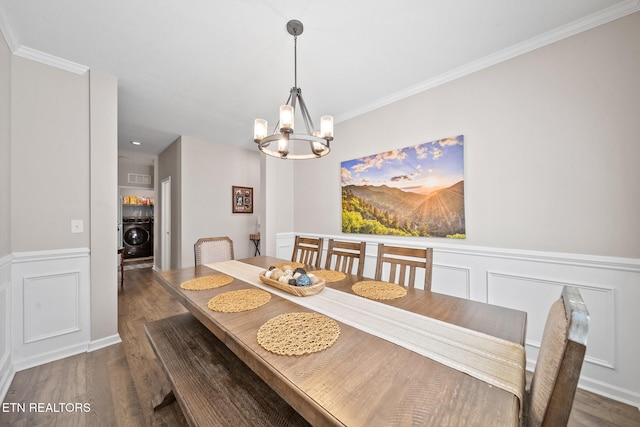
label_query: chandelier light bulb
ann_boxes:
[312,131,327,154]
[254,119,268,141]
[320,115,334,139]
[278,137,289,156]
[279,105,294,131]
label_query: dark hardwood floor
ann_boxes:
[1,267,639,426]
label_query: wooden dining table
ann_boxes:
[154,256,527,426]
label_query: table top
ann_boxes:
[154,256,527,427]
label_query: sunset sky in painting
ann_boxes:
[341,135,464,193]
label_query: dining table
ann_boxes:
[153,255,528,426]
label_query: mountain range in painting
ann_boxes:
[342,181,465,238]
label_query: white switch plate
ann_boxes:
[71,219,83,233]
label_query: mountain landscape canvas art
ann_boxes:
[341,135,465,238]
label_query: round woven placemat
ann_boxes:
[312,270,347,283]
[352,280,407,300]
[207,289,271,313]
[180,275,233,290]
[257,312,340,356]
[269,262,306,270]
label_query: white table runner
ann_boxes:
[208,260,525,406]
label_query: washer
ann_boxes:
[122,216,153,259]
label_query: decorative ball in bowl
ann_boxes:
[259,265,325,296]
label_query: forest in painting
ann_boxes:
[341,135,465,238]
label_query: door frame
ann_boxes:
[160,177,171,269]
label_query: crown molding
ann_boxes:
[12,45,88,75]
[335,0,640,124]
[0,2,88,75]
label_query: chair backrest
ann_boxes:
[291,236,324,268]
[194,237,234,266]
[525,286,589,427]
[324,239,366,277]
[374,244,433,290]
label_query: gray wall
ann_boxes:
[0,31,10,258]
[10,57,90,252]
[89,70,118,342]
[180,135,261,265]
[292,12,640,259]
[117,150,154,189]
[0,26,11,391]
[157,135,261,269]
[157,137,182,269]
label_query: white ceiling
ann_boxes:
[1,0,637,157]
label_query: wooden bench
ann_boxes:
[145,312,310,426]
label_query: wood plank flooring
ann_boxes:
[1,267,639,426]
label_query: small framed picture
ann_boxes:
[232,186,253,213]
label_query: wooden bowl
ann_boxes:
[258,273,325,296]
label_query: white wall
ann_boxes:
[179,135,261,266]
[284,13,640,406]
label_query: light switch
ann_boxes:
[71,220,83,233]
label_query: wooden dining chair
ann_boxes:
[194,236,234,265]
[374,244,433,290]
[324,239,366,277]
[291,236,324,268]
[523,286,589,427]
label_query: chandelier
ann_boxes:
[254,20,333,160]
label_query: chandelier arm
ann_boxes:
[296,93,316,135]
[289,88,298,113]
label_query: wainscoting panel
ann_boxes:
[276,232,640,407]
[11,248,91,371]
[23,271,81,344]
[487,272,615,369]
[432,265,470,298]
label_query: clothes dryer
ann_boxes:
[122,216,153,258]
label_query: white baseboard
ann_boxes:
[578,375,640,410]
[0,351,15,403]
[12,342,88,372]
[0,253,12,402]
[88,334,121,352]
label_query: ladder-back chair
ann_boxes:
[291,236,324,268]
[324,239,366,277]
[374,244,433,290]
